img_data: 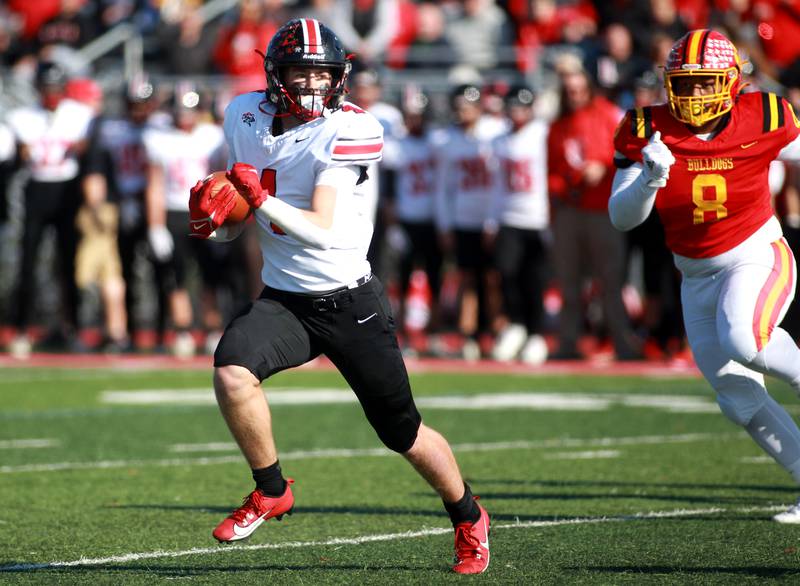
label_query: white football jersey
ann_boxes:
[223,93,384,293]
[382,131,437,223]
[96,118,150,198]
[433,125,496,231]
[0,123,14,163]
[143,122,224,212]
[490,119,549,230]
[7,98,93,182]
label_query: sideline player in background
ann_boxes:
[144,83,225,357]
[6,60,93,357]
[488,84,550,365]
[610,29,800,522]
[187,19,491,573]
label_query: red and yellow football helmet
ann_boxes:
[664,29,743,126]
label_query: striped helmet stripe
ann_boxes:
[301,19,323,54]
[686,30,706,65]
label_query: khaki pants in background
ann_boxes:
[75,203,123,288]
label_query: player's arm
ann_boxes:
[144,162,173,260]
[608,131,674,231]
[228,162,358,249]
[778,134,800,162]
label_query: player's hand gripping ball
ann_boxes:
[188,172,251,239]
[226,163,270,208]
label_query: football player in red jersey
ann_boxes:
[610,29,800,523]
[187,19,490,572]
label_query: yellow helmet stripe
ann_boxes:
[686,30,705,65]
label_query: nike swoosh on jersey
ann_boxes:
[740,141,758,149]
[295,136,310,143]
[231,510,271,537]
[357,312,378,324]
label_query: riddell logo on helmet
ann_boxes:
[302,54,325,59]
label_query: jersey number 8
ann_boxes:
[692,173,728,224]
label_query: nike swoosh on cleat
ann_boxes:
[231,510,272,537]
[740,141,758,149]
[357,313,378,324]
[478,517,489,549]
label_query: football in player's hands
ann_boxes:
[204,171,251,224]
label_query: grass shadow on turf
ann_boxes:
[470,478,798,493]
[474,490,776,506]
[105,502,689,524]
[565,565,800,579]
[9,563,437,578]
[105,503,450,518]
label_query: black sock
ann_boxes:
[252,461,286,496]
[443,483,480,526]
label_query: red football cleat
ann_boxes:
[452,500,490,574]
[212,479,295,543]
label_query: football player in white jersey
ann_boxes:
[144,85,225,357]
[84,80,157,347]
[382,90,444,344]
[6,60,93,357]
[187,19,491,574]
[434,84,498,360]
[489,85,551,365]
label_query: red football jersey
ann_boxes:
[614,92,800,258]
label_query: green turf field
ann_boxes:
[2,366,800,584]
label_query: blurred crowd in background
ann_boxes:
[3,0,800,363]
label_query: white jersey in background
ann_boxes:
[490,119,549,230]
[475,114,510,142]
[7,98,93,182]
[382,131,437,223]
[97,118,150,198]
[95,117,153,229]
[143,122,224,212]
[223,93,383,293]
[433,126,495,231]
[360,100,405,223]
[0,123,14,163]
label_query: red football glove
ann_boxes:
[188,179,237,239]
[226,163,270,208]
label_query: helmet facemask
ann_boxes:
[265,61,349,122]
[665,68,740,126]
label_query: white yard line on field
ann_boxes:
[0,505,784,573]
[741,456,774,464]
[100,388,721,413]
[0,432,740,474]
[0,438,59,449]
[544,450,621,460]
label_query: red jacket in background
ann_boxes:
[547,94,622,212]
[213,21,277,77]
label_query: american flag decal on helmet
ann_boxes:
[300,19,324,54]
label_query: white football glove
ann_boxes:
[148,225,174,262]
[641,131,675,188]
